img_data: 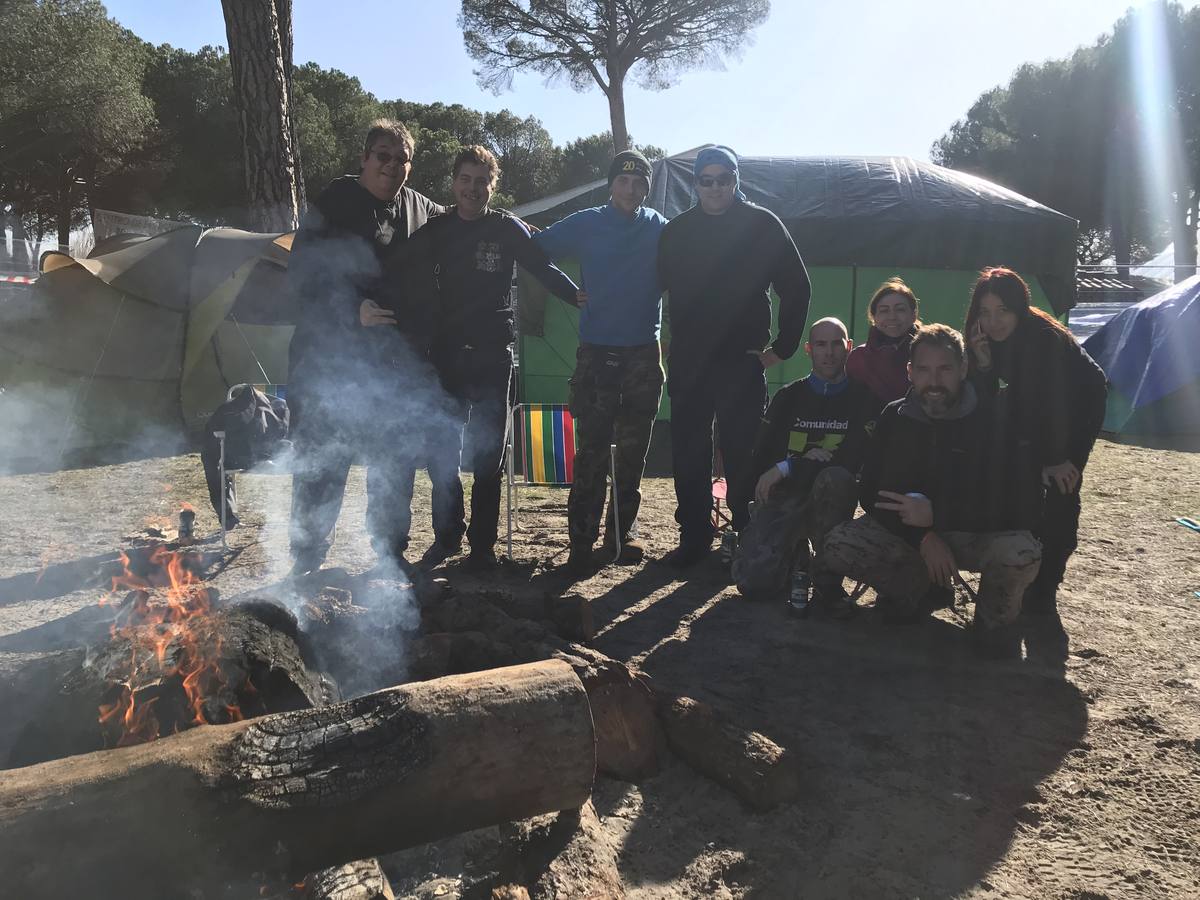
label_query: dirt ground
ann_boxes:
[1,437,1198,899]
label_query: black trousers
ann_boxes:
[427,346,513,554]
[289,383,419,564]
[1024,428,1101,614]
[668,353,768,546]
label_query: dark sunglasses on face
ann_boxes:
[370,149,410,166]
[696,173,735,188]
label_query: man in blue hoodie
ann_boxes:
[534,150,668,575]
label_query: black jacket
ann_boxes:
[860,383,1043,545]
[973,314,1107,468]
[658,200,811,390]
[750,375,880,480]
[287,176,444,377]
[397,209,578,357]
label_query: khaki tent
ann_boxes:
[0,226,295,472]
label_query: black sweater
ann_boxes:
[288,176,444,375]
[860,384,1044,545]
[657,200,811,389]
[400,209,578,354]
[974,314,1108,469]
[749,375,880,480]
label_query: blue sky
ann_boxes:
[103,0,1172,159]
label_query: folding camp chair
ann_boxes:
[213,383,288,550]
[711,442,733,533]
[505,403,618,560]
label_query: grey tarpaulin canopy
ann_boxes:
[519,148,1078,314]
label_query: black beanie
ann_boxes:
[608,149,652,188]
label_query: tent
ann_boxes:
[514,150,1078,416]
[1083,274,1200,437]
[0,227,294,472]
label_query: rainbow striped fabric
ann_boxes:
[517,404,576,485]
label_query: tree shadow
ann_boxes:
[599,595,1088,897]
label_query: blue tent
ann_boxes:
[1083,274,1200,436]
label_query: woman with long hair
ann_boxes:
[846,277,920,404]
[965,267,1107,655]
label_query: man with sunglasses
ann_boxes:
[657,146,811,568]
[287,118,446,577]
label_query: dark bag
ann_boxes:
[200,385,292,527]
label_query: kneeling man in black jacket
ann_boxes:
[732,318,878,616]
[823,324,1043,658]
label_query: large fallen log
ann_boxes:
[0,660,595,900]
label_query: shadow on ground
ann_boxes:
[587,584,1087,898]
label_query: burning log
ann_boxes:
[6,601,330,768]
[0,660,595,900]
[657,695,801,811]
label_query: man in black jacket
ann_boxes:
[657,146,811,568]
[404,146,580,569]
[823,324,1044,658]
[732,318,878,614]
[287,119,445,577]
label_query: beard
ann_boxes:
[918,385,960,418]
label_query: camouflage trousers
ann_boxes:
[823,515,1042,628]
[567,343,664,547]
[732,465,858,599]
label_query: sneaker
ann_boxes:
[663,541,710,568]
[288,549,325,579]
[417,540,461,570]
[788,569,811,615]
[719,531,738,566]
[812,582,856,620]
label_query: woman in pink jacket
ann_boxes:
[845,277,921,404]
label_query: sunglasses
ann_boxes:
[369,149,410,166]
[696,173,735,188]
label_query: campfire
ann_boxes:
[97,541,249,747]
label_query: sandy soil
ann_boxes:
[1,438,1197,899]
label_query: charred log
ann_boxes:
[0,660,595,900]
[6,602,330,768]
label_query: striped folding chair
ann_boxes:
[506,403,618,560]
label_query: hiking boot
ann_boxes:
[663,541,711,569]
[972,622,1023,660]
[288,548,325,579]
[1022,611,1069,664]
[719,531,738,566]
[602,535,646,564]
[462,547,499,572]
[417,540,461,570]
[812,581,856,620]
[564,544,594,578]
[788,569,811,616]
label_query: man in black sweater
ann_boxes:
[823,324,1044,658]
[287,119,445,577]
[732,318,878,614]
[403,146,580,569]
[657,146,811,568]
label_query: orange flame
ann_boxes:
[98,546,246,746]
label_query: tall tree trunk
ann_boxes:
[274,0,305,213]
[221,0,301,233]
[607,76,630,153]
